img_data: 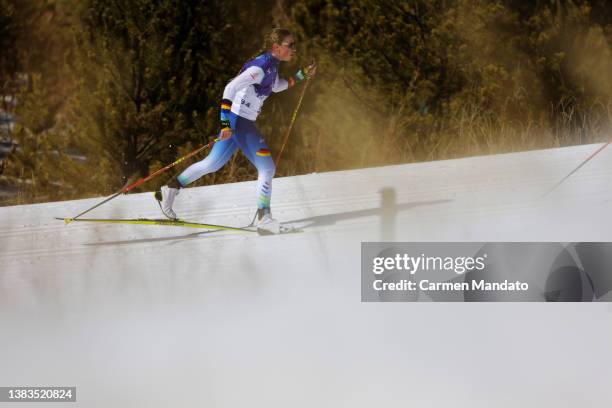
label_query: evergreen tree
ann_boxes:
[0,0,77,204]
[0,0,19,83]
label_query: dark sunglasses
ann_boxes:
[281,42,296,49]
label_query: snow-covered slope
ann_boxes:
[1,144,612,407]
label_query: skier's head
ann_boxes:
[266,28,295,62]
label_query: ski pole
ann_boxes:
[543,141,611,197]
[65,137,219,223]
[275,77,311,168]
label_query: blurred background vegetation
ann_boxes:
[0,0,611,205]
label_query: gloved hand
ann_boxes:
[219,98,233,140]
[295,61,317,82]
[303,61,317,79]
[219,127,232,141]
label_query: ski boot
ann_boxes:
[256,207,280,235]
[154,185,180,220]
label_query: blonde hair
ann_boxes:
[263,28,292,51]
[242,28,292,72]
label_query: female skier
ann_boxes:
[156,28,316,232]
